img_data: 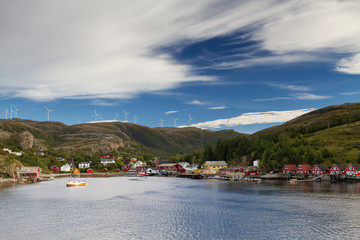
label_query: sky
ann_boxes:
[1,0,360,134]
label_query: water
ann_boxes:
[1,177,360,240]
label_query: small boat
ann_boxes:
[66,179,87,187]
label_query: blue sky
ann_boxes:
[1,0,360,134]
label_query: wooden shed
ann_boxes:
[312,164,329,175]
[282,165,297,174]
[329,164,346,175]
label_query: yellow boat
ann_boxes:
[66,179,87,187]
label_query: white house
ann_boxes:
[79,162,91,168]
[131,161,146,169]
[61,163,74,172]
[146,167,159,175]
[100,159,116,165]
[178,162,190,169]
[185,164,199,171]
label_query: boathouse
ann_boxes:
[157,163,183,172]
[19,167,42,179]
[102,168,109,173]
[219,167,245,175]
[312,164,329,175]
[345,164,360,176]
[329,164,346,175]
[296,165,312,175]
[282,165,297,174]
[86,169,93,174]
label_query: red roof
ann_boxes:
[298,164,312,171]
[284,165,297,170]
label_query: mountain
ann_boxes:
[0,119,242,156]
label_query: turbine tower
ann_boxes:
[5,108,9,120]
[160,118,164,127]
[172,118,178,127]
[44,106,54,121]
[92,109,101,121]
[13,105,20,118]
[115,112,119,121]
[10,105,15,120]
[188,114,194,126]
[123,109,129,122]
[133,114,138,124]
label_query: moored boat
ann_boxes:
[66,179,87,187]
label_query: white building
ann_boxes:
[146,167,159,175]
[100,159,115,165]
[185,164,199,171]
[61,163,74,172]
[178,162,190,169]
[79,162,91,168]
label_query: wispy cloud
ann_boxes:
[1,0,360,102]
[90,100,117,106]
[193,108,315,129]
[270,83,311,92]
[339,91,360,96]
[254,92,330,102]
[208,106,227,110]
[188,100,205,105]
[165,110,179,115]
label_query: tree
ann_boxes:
[203,143,215,163]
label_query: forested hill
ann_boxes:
[205,102,360,169]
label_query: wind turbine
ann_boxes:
[44,106,54,121]
[92,109,100,121]
[13,105,20,118]
[172,118,178,127]
[160,118,164,127]
[123,109,129,122]
[115,112,119,121]
[133,114,138,124]
[188,114,194,126]
[5,108,9,120]
[10,105,15,120]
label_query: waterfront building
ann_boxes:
[19,167,42,178]
[345,164,360,176]
[312,164,329,175]
[146,167,159,175]
[100,158,116,165]
[201,161,228,174]
[329,164,346,175]
[296,165,312,175]
[157,163,184,172]
[185,164,199,171]
[87,169,93,173]
[282,165,297,174]
[178,162,190,169]
[102,168,109,173]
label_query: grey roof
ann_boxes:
[333,164,346,171]
[350,164,360,171]
[204,161,227,166]
[314,164,329,171]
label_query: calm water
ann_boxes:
[1,177,360,240]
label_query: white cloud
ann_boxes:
[165,110,179,115]
[336,54,360,74]
[189,100,205,105]
[270,84,311,92]
[208,106,227,110]
[1,0,360,102]
[339,91,360,96]
[90,100,117,106]
[193,108,315,129]
[254,92,330,101]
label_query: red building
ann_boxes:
[312,164,329,175]
[282,165,297,174]
[157,163,182,171]
[296,165,312,175]
[123,167,129,172]
[345,164,360,176]
[219,167,245,175]
[19,167,42,178]
[50,165,59,173]
[116,168,121,172]
[102,168,109,173]
[87,169,93,173]
[329,164,346,175]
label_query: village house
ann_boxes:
[185,164,199,171]
[146,167,159,175]
[219,167,245,175]
[178,162,190,169]
[345,164,360,176]
[201,161,228,174]
[50,165,60,173]
[79,161,91,169]
[61,163,75,172]
[246,167,260,177]
[312,164,330,175]
[157,163,184,172]
[296,164,312,175]
[329,164,346,175]
[282,165,297,174]
[100,158,116,165]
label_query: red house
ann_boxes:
[282,165,297,174]
[247,170,260,177]
[123,167,129,172]
[116,168,121,172]
[296,165,312,175]
[219,167,245,174]
[345,164,360,176]
[312,164,329,175]
[157,163,183,171]
[329,164,346,175]
[50,165,59,173]
[87,169,93,173]
[102,168,109,173]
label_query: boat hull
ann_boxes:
[66,181,87,187]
